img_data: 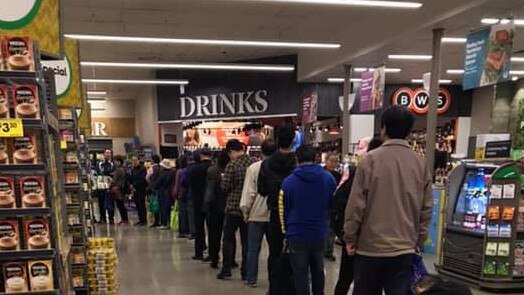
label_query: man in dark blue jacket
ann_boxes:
[279,145,336,295]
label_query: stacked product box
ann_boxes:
[87,238,117,295]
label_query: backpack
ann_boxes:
[413,275,472,295]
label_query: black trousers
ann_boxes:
[194,206,207,257]
[134,191,147,224]
[334,245,355,295]
[267,209,284,290]
[221,214,247,275]
[207,211,225,265]
[353,254,413,295]
[115,198,128,222]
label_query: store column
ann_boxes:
[342,65,353,156]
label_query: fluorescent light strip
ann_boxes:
[512,77,519,81]
[513,57,524,63]
[87,98,106,101]
[91,108,106,111]
[81,61,295,72]
[481,18,524,26]
[353,67,402,73]
[442,37,467,43]
[327,78,362,83]
[86,91,106,95]
[88,99,106,103]
[446,69,464,75]
[252,0,422,8]
[64,34,340,49]
[511,70,524,75]
[412,79,452,84]
[82,79,189,85]
[388,54,432,60]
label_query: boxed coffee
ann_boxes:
[0,177,16,209]
[19,176,46,208]
[0,219,20,251]
[24,217,50,250]
[28,260,54,291]
[0,84,9,118]
[1,36,35,72]
[2,262,28,293]
[12,132,40,164]
[57,108,74,120]
[65,170,79,184]
[0,138,9,165]
[12,83,39,119]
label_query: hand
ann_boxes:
[346,243,356,256]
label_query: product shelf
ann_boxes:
[0,249,55,261]
[0,208,52,217]
[0,70,38,79]
[0,164,46,172]
[0,290,60,295]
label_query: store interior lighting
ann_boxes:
[81,61,295,72]
[86,91,107,96]
[65,34,341,49]
[388,54,433,60]
[512,76,519,81]
[353,67,402,73]
[411,79,452,84]
[441,37,467,43]
[511,70,524,75]
[82,79,189,85]
[87,98,106,102]
[327,78,362,83]
[512,57,524,63]
[251,0,422,8]
[446,69,465,75]
[481,18,524,26]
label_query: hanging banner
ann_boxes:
[0,0,60,55]
[463,21,515,90]
[302,91,318,124]
[359,66,385,112]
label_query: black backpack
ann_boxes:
[414,276,472,295]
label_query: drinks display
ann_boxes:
[453,168,492,232]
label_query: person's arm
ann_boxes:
[221,162,235,194]
[343,158,371,247]
[240,165,256,221]
[278,180,290,235]
[418,167,434,247]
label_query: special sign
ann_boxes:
[392,87,451,115]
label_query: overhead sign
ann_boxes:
[392,87,451,115]
[179,90,269,118]
[485,140,511,158]
[302,91,318,124]
[0,0,60,55]
[463,21,515,90]
[360,66,385,112]
[42,57,71,98]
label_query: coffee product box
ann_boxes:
[28,260,54,291]
[2,261,28,293]
[24,217,50,250]
[0,219,20,251]
[0,84,10,118]
[0,138,9,165]
[19,176,46,208]
[1,36,35,72]
[12,83,39,119]
[0,177,16,209]
[12,132,40,164]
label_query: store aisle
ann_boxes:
[96,224,508,295]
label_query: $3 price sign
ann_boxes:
[0,119,24,137]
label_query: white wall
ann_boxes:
[134,86,159,153]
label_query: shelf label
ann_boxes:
[0,119,23,137]
[60,140,67,150]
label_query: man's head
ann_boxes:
[131,157,139,167]
[226,139,244,160]
[104,150,112,161]
[261,139,277,159]
[152,155,161,164]
[277,126,295,151]
[325,152,339,171]
[296,145,316,165]
[113,155,124,167]
[380,105,414,141]
[200,147,212,160]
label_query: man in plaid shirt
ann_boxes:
[217,139,254,280]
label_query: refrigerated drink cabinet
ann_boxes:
[437,161,524,290]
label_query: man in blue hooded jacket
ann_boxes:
[279,145,336,295]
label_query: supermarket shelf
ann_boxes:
[45,111,60,135]
[0,249,55,260]
[65,184,82,190]
[0,208,51,216]
[0,163,46,172]
[0,70,37,79]
[20,118,45,129]
[0,291,59,295]
[71,262,87,268]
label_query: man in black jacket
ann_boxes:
[130,157,148,226]
[257,126,296,292]
[188,148,213,261]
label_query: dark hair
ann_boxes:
[261,139,277,157]
[200,147,212,157]
[367,138,383,152]
[226,139,244,152]
[296,145,316,164]
[381,105,414,139]
[216,151,230,169]
[113,155,125,165]
[277,126,295,149]
[152,155,161,164]
[176,155,188,169]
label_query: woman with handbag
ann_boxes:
[111,155,129,225]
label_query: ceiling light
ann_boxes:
[446,69,464,75]
[442,37,467,43]
[81,61,295,71]
[327,78,362,83]
[86,91,106,96]
[388,54,432,60]
[481,18,524,26]
[512,76,519,81]
[82,79,189,85]
[65,34,341,49]
[91,108,106,111]
[254,0,422,8]
[353,67,401,73]
[512,57,524,63]
[510,70,524,75]
[87,98,106,102]
[412,79,452,84]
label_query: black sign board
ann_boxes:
[485,140,512,158]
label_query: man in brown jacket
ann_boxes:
[344,105,433,295]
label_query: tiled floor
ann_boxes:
[95,221,521,295]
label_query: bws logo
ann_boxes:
[392,87,451,115]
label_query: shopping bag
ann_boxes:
[413,275,472,295]
[170,203,179,232]
[410,254,429,295]
[269,245,295,295]
[148,191,160,214]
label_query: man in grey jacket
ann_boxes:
[240,139,277,288]
[344,105,433,295]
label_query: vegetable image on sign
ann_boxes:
[0,0,43,30]
[391,87,451,115]
[42,57,73,98]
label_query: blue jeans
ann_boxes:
[289,240,325,295]
[246,222,270,284]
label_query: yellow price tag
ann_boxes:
[0,119,24,137]
[60,140,67,150]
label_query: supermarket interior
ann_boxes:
[2,0,524,295]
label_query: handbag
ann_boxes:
[269,244,295,295]
[170,202,179,232]
[148,191,160,214]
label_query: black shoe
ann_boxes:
[109,220,115,225]
[187,235,195,241]
[96,220,106,224]
[217,272,232,280]
[202,256,212,263]
[210,262,219,269]
[231,261,239,269]
[192,255,203,261]
[324,255,336,262]
[149,224,160,228]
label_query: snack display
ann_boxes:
[88,238,118,295]
[1,36,35,71]
[0,219,20,251]
[65,170,79,184]
[2,262,28,293]
[24,217,50,250]
[60,130,74,142]
[12,83,39,119]
[0,83,10,118]
[27,260,54,291]
[0,177,16,209]
[12,132,40,164]
[19,176,46,208]
[514,240,524,277]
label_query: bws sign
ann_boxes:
[392,87,451,115]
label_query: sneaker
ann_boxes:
[245,281,257,288]
[202,256,212,263]
[192,255,203,261]
[187,235,195,241]
[210,262,219,269]
[118,221,129,226]
[216,272,232,280]
[134,222,145,226]
[177,234,187,239]
[324,255,336,262]
[159,226,170,230]
[149,224,160,228]
[109,220,115,225]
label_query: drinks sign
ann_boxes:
[392,87,451,115]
